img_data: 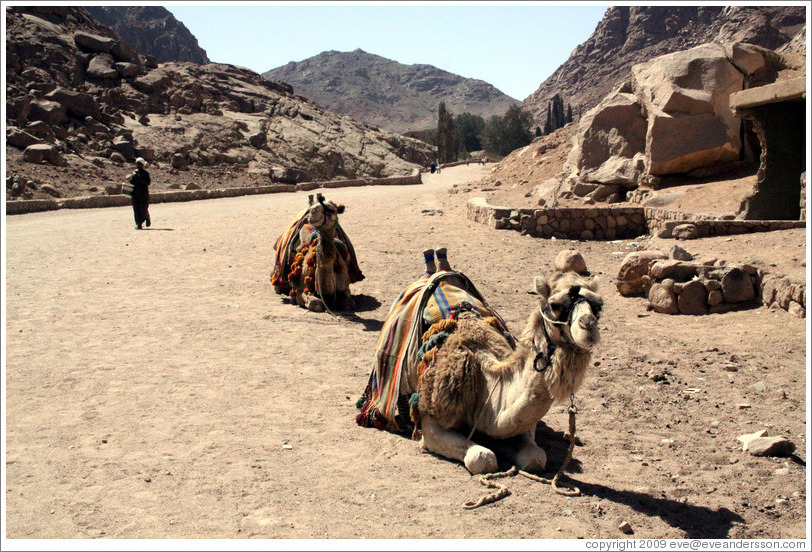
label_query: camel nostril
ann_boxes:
[579,315,597,331]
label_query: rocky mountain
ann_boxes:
[523,5,807,125]
[5,6,434,201]
[84,5,210,64]
[263,49,519,133]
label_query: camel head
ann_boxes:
[533,271,602,351]
[307,195,345,231]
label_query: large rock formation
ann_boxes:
[5,6,434,200]
[553,41,784,202]
[263,49,519,133]
[84,6,210,64]
[523,5,806,126]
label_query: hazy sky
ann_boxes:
[166,1,609,101]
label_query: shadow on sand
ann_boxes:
[415,421,744,538]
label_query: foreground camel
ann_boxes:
[270,194,363,311]
[357,249,602,475]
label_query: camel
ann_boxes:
[357,249,602,476]
[270,194,364,312]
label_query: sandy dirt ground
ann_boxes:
[3,165,809,544]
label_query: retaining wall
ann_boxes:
[468,197,806,240]
[5,173,423,215]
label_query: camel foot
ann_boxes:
[306,297,326,312]
[422,248,436,275]
[464,445,498,475]
[516,445,547,474]
[435,247,451,271]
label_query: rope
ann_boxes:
[464,375,502,447]
[462,396,581,509]
[462,466,517,509]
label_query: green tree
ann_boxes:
[482,105,534,156]
[454,112,485,152]
[436,102,457,163]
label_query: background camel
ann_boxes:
[358,249,602,475]
[270,193,364,311]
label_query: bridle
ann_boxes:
[533,286,602,372]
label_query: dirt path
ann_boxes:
[3,165,807,541]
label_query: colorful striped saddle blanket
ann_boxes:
[356,270,513,432]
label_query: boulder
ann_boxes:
[45,87,99,119]
[23,144,65,166]
[672,224,699,240]
[668,244,694,261]
[111,135,136,161]
[554,249,588,274]
[7,95,31,123]
[567,85,647,186]
[677,279,708,315]
[248,131,267,148]
[271,167,311,184]
[86,54,118,79]
[28,100,67,126]
[747,436,796,457]
[73,31,115,53]
[171,153,188,170]
[649,280,679,314]
[6,127,42,149]
[631,43,750,175]
[110,40,140,64]
[616,250,667,296]
[41,184,62,197]
[720,267,756,303]
[115,62,142,78]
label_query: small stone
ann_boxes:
[282,444,293,450]
[618,521,633,534]
[736,403,751,410]
[774,468,790,476]
[738,429,769,451]
[724,363,739,372]
[747,436,796,457]
[751,381,766,392]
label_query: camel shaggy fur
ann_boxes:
[415,264,603,475]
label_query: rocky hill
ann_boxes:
[5,6,435,202]
[523,5,806,125]
[84,5,210,64]
[263,49,519,133]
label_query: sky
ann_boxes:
[165,1,609,101]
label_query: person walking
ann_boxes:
[130,157,151,229]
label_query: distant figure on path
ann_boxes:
[130,157,151,230]
[436,162,442,174]
[430,161,436,174]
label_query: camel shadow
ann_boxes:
[458,422,744,537]
[532,421,743,538]
[338,294,384,332]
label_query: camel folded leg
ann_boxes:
[420,416,498,475]
[515,430,547,473]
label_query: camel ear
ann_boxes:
[534,275,551,299]
[336,204,345,214]
[584,275,599,292]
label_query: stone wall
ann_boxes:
[467,197,647,240]
[760,274,807,318]
[468,197,806,240]
[644,208,806,238]
[5,173,423,215]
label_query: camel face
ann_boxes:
[537,272,602,351]
[307,200,344,229]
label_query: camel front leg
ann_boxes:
[420,416,498,475]
[515,430,547,473]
